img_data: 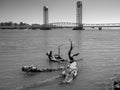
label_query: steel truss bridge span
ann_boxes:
[46,22,120,28]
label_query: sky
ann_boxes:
[0,0,120,24]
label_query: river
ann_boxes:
[0,28,120,90]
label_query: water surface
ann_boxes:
[0,29,120,90]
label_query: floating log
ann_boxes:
[21,65,65,73]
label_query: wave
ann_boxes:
[16,75,60,90]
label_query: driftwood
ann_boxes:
[68,39,79,63]
[22,65,65,73]
[58,44,63,57]
[46,44,66,62]
[47,40,80,63]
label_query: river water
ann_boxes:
[0,28,120,90]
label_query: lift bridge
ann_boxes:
[42,1,120,30]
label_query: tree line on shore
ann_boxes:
[0,21,72,30]
[0,21,41,30]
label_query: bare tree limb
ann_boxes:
[72,53,79,57]
[68,39,79,63]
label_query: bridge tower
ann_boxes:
[43,6,48,25]
[77,1,82,25]
[40,6,51,30]
[73,1,83,30]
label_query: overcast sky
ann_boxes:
[0,0,120,24]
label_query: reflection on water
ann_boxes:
[0,29,120,90]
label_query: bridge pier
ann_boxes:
[40,25,52,30]
[99,27,102,30]
[73,24,83,30]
